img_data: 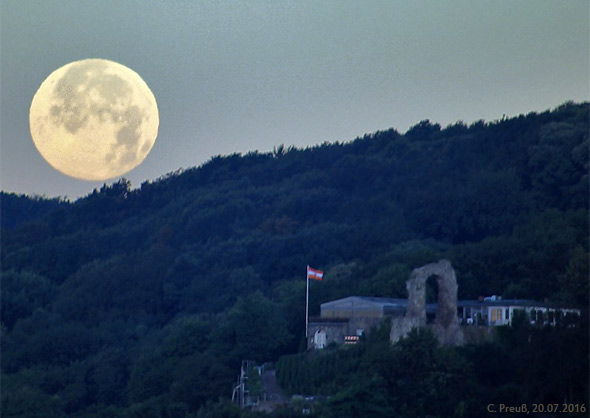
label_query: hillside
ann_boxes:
[1,102,588,417]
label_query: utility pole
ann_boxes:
[305,265,310,338]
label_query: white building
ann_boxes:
[457,296,581,326]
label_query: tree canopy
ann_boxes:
[1,102,588,417]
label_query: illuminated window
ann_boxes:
[490,308,504,322]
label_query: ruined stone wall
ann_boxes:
[348,317,384,334]
[390,259,464,346]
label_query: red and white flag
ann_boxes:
[307,266,324,281]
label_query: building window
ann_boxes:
[490,308,503,322]
[505,309,509,320]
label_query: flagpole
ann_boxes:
[305,265,310,338]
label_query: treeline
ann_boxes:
[1,102,588,417]
[0,192,69,230]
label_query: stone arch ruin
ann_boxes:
[390,259,464,346]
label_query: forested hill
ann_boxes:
[1,102,588,417]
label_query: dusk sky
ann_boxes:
[1,0,588,200]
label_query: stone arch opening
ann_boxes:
[425,275,439,324]
[425,274,439,304]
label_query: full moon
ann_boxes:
[29,58,159,181]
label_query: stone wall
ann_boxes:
[390,259,464,346]
[307,321,348,349]
[307,316,385,349]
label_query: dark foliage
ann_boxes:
[276,322,588,417]
[0,192,70,230]
[1,102,588,417]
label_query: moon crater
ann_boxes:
[30,59,159,181]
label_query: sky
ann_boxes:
[1,0,588,200]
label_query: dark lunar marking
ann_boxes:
[116,105,144,150]
[140,141,151,154]
[53,63,94,133]
[105,152,115,163]
[120,149,137,166]
[64,110,89,135]
[123,105,143,126]
[50,105,62,117]
[117,126,139,149]
[94,73,131,103]
[52,60,132,134]
[54,76,78,101]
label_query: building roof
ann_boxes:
[457,299,579,309]
[321,296,408,311]
[321,296,437,314]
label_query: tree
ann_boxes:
[0,270,57,329]
[211,292,293,363]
